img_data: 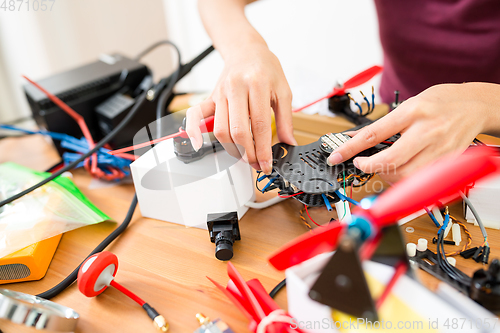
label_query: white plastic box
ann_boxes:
[130,138,255,229]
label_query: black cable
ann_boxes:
[473,138,485,146]
[0,91,148,209]
[5,45,215,299]
[436,231,471,286]
[134,40,178,61]
[37,195,138,299]
[155,44,181,139]
[269,278,286,299]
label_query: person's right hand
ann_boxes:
[185,42,296,174]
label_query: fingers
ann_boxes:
[377,146,462,183]
[227,83,257,167]
[273,87,297,146]
[328,112,407,165]
[352,126,427,173]
[249,87,273,174]
[185,99,216,151]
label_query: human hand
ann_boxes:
[327,83,498,182]
[185,43,296,174]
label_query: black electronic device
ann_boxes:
[328,93,372,126]
[96,46,215,150]
[258,132,399,207]
[207,212,241,261]
[173,117,223,163]
[24,54,150,153]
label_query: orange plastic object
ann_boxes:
[0,234,62,284]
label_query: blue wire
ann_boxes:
[438,213,450,235]
[371,89,375,112]
[321,194,333,211]
[362,97,371,115]
[257,174,268,182]
[354,102,363,116]
[335,190,361,207]
[424,207,440,228]
[261,176,278,192]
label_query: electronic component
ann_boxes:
[78,252,169,332]
[174,118,223,163]
[257,132,397,207]
[470,259,500,313]
[194,314,234,333]
[391,90,402,111]
[207,212,241,261]
[24,54,150,153]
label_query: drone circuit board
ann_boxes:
[257,132,399,207]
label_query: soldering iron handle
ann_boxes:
[366,146,499,228]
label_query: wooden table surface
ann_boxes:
[1,133,500,333]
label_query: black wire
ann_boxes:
[134,40,177,61]
[269,278,286,299]
[135,40,182,139]
[473,138,485,145]
[255,171,263,192]
[156,44,182,138]
[37,195,138,299]
[0,91,148,209]
[436,231,471,286]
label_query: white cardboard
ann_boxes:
[130,138,255,229]
[286,253,498,333]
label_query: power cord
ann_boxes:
[134,40,182,139]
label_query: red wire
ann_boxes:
[110,280,146,306]
[108,131,183,155]
[22,75,98,173]
[292,88,344,113]
[304,205,322,227]
[375,261,407,309]
[22,75,131,181]
[382,141,394,145]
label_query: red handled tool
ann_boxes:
[267,146,499,313]
[78,252,169,332]
[208,262,307,333]
[292,65,383,113]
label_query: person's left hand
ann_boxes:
[327,83,500,183]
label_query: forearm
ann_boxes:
[466,82,500,137]
[198,0,268,60]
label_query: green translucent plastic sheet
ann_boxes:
[0,162,110,258]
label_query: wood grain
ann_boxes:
[1,130,500,333]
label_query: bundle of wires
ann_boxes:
[22,76,137,181]
[0,40,207,300]
[348,87,376,116]
[436,209,472,289]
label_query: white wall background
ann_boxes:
[0,0,172,123]
[163,0,383,113]
[0,0,382,123]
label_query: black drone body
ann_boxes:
[261,133,398,206]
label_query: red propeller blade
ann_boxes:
[343,65,383,90]
[365,146,499,228]
[292,65,382,113]
[268,222,345,271]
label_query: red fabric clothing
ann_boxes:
[374,0,500,103]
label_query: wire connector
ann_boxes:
[154,315,169,332]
